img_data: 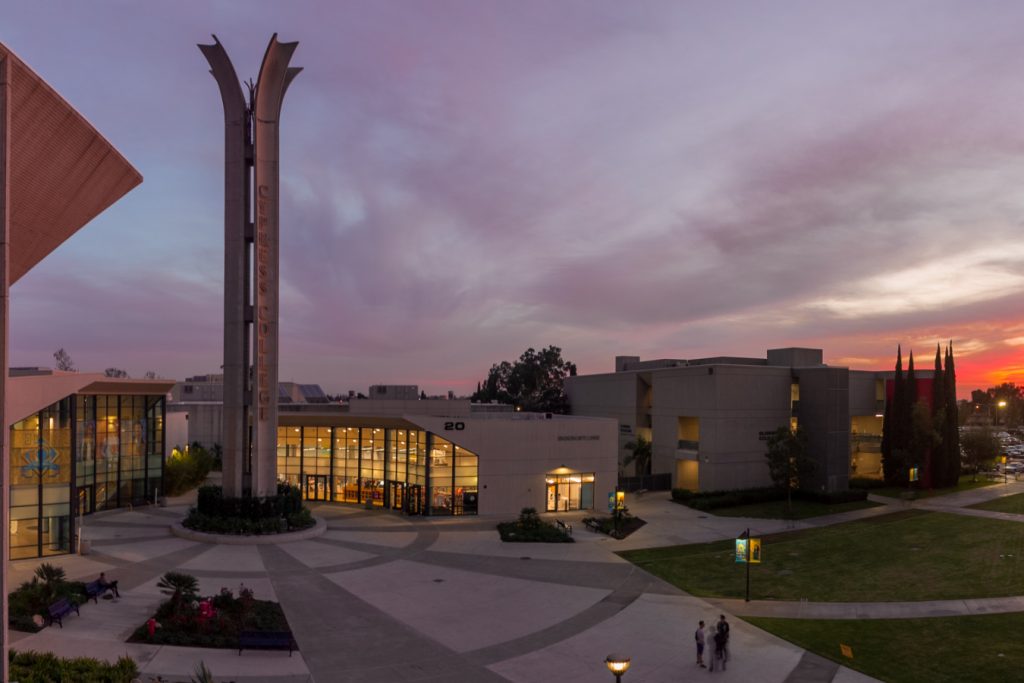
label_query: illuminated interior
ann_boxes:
[10,393,165,560]
[276,426,479,515]
[544,471,595,512]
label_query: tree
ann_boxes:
[943,343,960,485]
[52,348,75,372]
[623,435,653,477]
[104,368,129,378]
[961,428,1000,481]
[764,426,813,514]
[882,346,907,485]
[471,346,577,413]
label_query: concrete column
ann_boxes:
[199,37,251,497]
[251,35,300,497]
[0,50,11,683]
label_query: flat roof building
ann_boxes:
[566,348,929,493]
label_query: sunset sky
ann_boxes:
[2,1,1022,397]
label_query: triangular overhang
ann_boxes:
[1,42,143,283]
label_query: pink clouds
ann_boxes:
[1,1,1022,395]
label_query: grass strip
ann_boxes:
[620,510,1024,601]
[748,613,1024,683]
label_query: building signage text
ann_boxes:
[557,435,600,441]
[255,183,272,421]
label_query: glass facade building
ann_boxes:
[277,425,479,515]
[9,393,166,560]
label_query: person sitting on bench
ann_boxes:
[98,572,120,598]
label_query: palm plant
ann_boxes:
[623,435,653,476]
[33,563,66,600]
[191,661,215,683]
[34,562,66,586]
[157,571,199,603]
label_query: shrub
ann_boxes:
[184,483,314,535]
[8,564,87,632]
[849,477,888,490]
[671,486,868,510]
[164,443,216,496]
[497,508,574,543]
[9,651,137,683]
[128,586,291,650]
[157,571,200,603]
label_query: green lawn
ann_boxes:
[970,491,1024,514]
[705,498,881,520]
[619,510,1024,601]
[748,614,1024,683]
[869,475,997,500]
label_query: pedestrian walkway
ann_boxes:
[7,497,873,683]
[33,481,1024,683]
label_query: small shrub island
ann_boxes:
[582,504,646,539]
[129,571,292,649]
[183,483,314,535]
[497,507,574,543]
[8,563,86,633]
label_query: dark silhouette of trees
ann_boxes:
[471,346,577,413]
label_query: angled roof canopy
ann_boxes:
[1,42,142,283]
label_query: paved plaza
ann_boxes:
[37,476,1024,683]
[7,492,892,683]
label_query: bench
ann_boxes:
[47,598,80,628]
[84,580,113,603]
[555,520,572,536]
[583,518,602,532]
[238,630,295,656]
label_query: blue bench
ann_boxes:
[47,598,79,628]
[84,580,112,603]
[238,630,295,656]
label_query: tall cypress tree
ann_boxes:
[944,342,960,485]
[883,346,906,485]
[931,344,948,486]
[905,350,924,483]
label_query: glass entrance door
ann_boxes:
[389,481,404,510]
[305,475,329,501]
[545,473,596,511]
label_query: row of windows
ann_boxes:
[9,394,166,559]
[276,426,478,515]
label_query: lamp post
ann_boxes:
[605,654,631,682]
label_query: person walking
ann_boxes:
[709,627,724,672]
[695,620,707,668]
[717,614,730,668]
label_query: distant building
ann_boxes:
[566,348,933,492]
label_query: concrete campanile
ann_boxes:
[199,34,301,497]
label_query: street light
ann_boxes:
[605,654,631,682]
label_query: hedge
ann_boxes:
[671,486,867,511]
[9,651,137,683]
[196,483,303,519]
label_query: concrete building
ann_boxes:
[166,374,329,451]
[171,381,616,515]
[567,348,919,493]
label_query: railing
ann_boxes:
[677,439,699,451]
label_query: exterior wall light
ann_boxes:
[605,654,631,682]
